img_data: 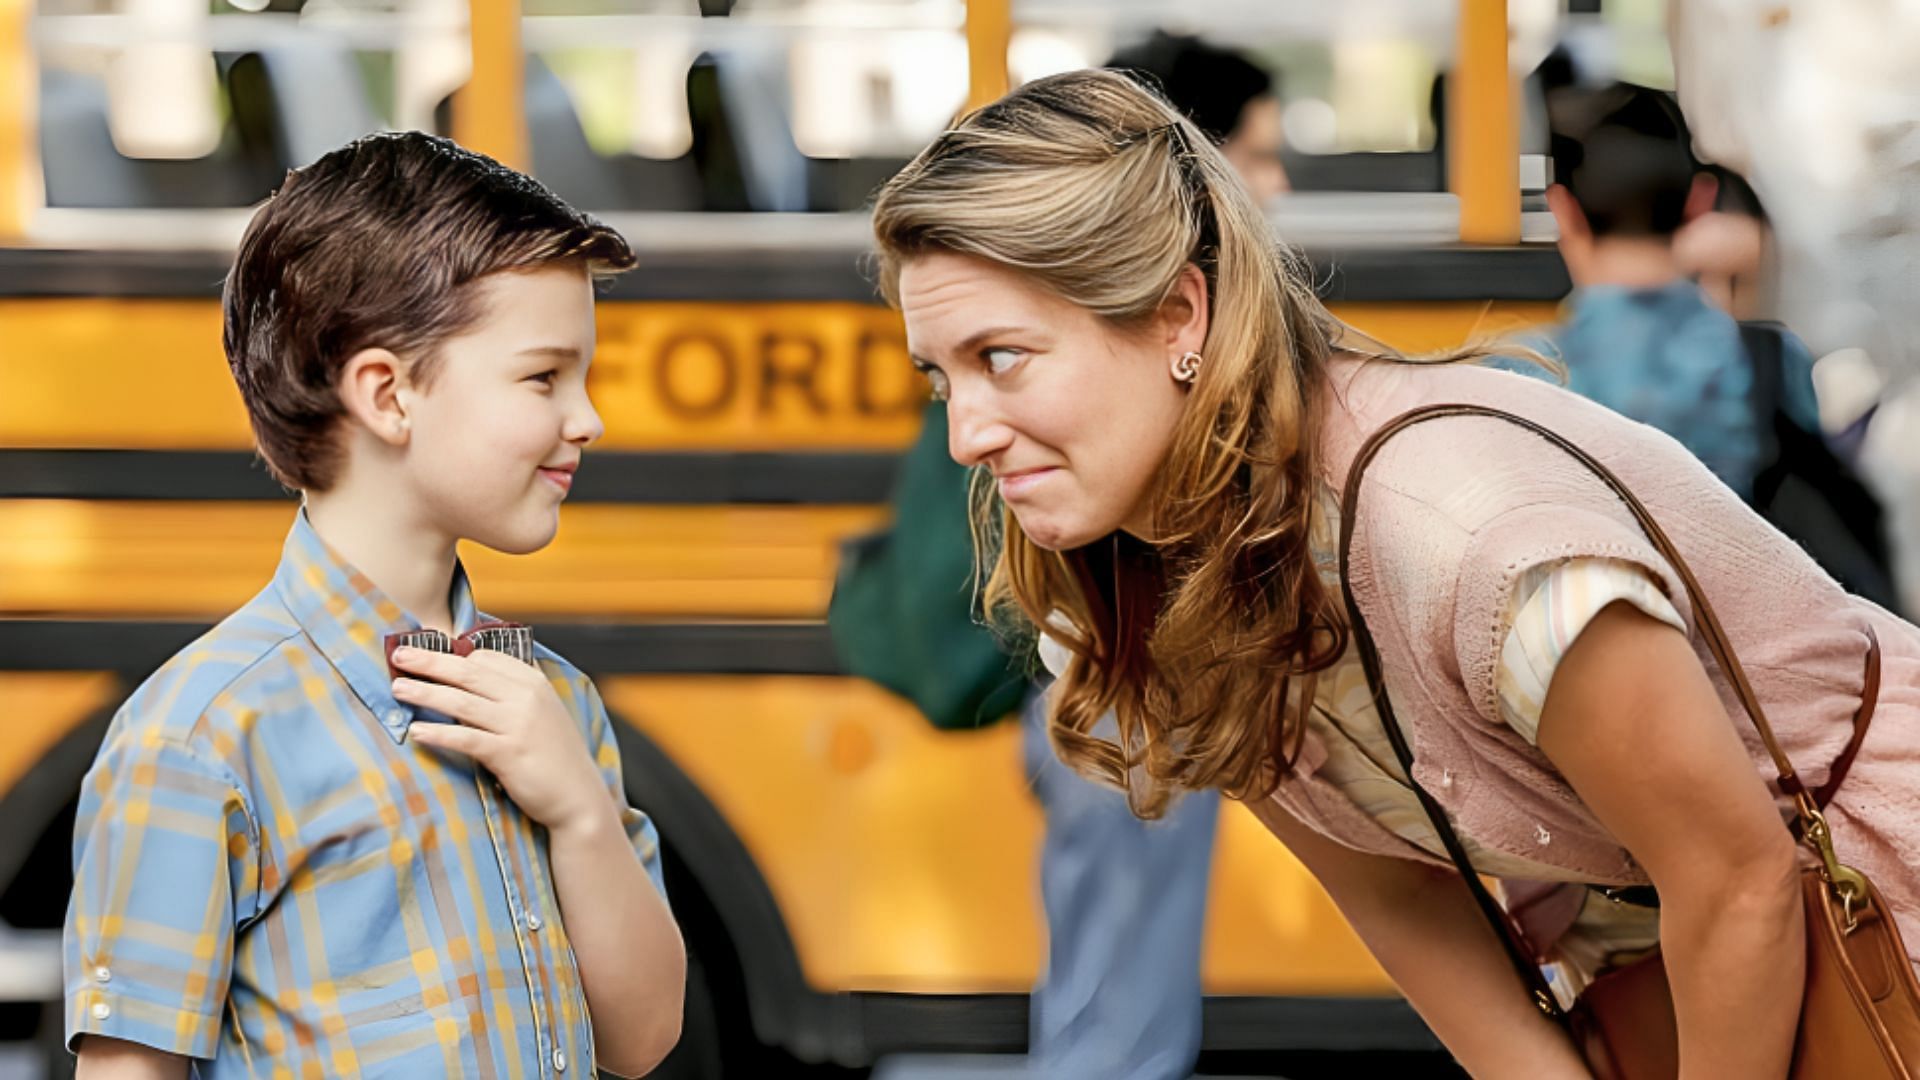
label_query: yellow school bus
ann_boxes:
[0,0,1567,1073]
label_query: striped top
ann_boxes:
[64,509,665,1078]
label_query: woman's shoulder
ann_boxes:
[1319,355,1708,522]
[1321,355,1733,649]
[1324,354,1604,438]
[1326,359,1712,726]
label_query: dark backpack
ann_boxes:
[826,405,1033,730]
[1739,322,1902,612]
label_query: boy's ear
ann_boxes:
[1545,184,1595,283]
[1683,172,1720,223]
[1545,184,1590,243]
[338,348,412,447]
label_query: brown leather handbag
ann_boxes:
[1337,403,1920,1079]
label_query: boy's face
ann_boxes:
[401,264,604,555]
[1220,94,1289,204]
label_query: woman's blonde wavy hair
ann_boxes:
[871,69,1515,817]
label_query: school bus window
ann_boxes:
[524,43,706,213]
[28,0,461,208]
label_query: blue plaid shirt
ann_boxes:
[65,509,665,1077]
[1543,280,1821,499]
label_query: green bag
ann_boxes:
[828,405,1032,730]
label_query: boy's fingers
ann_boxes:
[407,722,495,760]
[391,678,502,731]
[468,650,543,687]
[389,648,507,699]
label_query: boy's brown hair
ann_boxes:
[223,131,636,491]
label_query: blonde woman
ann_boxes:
[871,70,1920,1078]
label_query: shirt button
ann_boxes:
[91,1001,111,1021]
[386,708,408,727]
[94,966,111,983]
[526,913,543,931]
[552,1048,567,1072]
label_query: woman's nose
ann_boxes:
[946,391,1013,469]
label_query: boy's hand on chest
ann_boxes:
[390,648,611,833]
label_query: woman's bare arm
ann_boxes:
[1249,799,1591,1079]
[1538,600,1803,1080]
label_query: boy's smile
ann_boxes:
[538,458,580,494]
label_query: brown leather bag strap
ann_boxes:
[1337,401,1888,1039]
[1335,407,1575,1023]
[1333,400,1882,1030]
[1813,626,1879,811]
[1340,403,1809,790]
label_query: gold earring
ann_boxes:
[1171,351,1202,383]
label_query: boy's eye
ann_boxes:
[527,370,558,386]
[983,347,1023,374]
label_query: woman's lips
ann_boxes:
[997,467,1057,498]
[538,467,575,493]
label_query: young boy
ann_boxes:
[62,132,685,1078]
[1541,84,1900,609]
[1542,81,1822,499]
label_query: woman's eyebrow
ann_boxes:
[912,325,1033,368]
[955,325,1030,353]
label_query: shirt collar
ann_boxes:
[272,508,481,743]
[1568,278,1709,319]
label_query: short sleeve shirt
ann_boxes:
[1544,280,1823,499]
[63,509,665,1077]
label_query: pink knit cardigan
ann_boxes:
[1254,358,1920,954]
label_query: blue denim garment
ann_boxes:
[1541,280,1820,499]
[1021,686,1218,1080]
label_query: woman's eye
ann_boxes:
[924,369,951,402]
[983,347,1023,374]
[527,370,558,387]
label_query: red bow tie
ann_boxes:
[384,621,535,678]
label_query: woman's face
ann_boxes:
[897,251,1206,551]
